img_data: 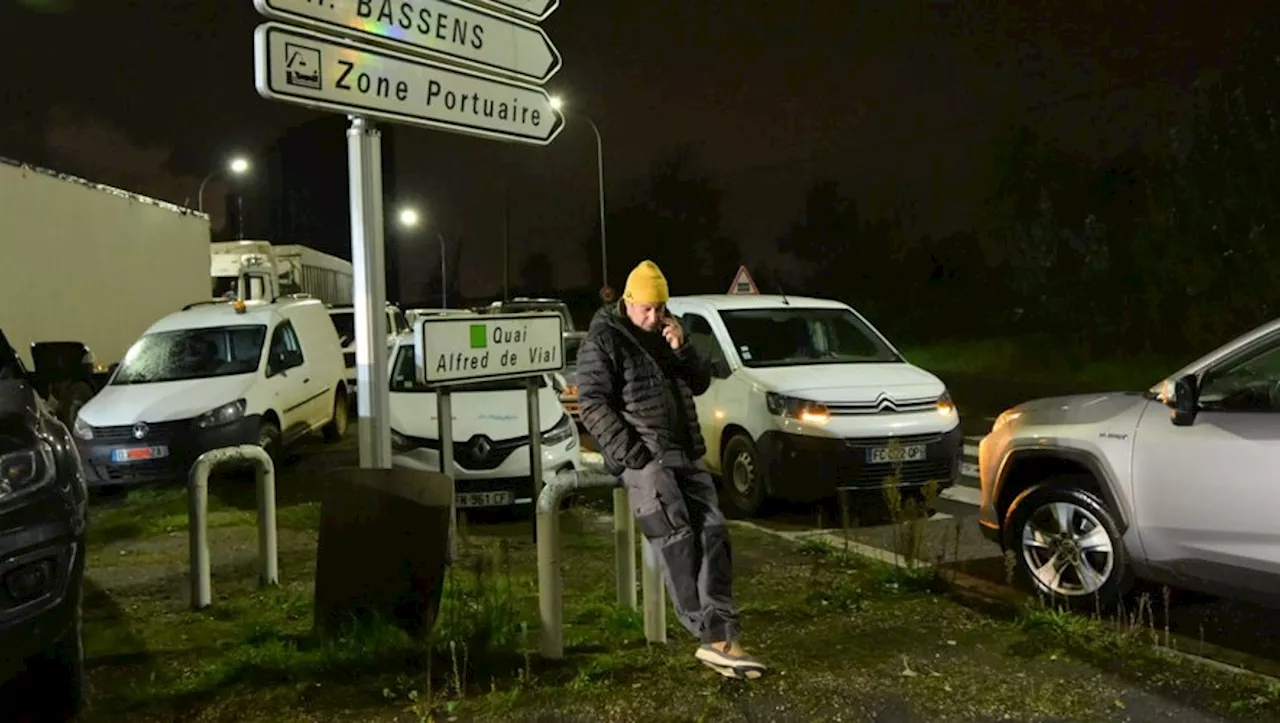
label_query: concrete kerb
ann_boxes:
[187,445,279,610]
[537,467,666,660]
[731,519,1280,685]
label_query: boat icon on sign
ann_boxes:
[284,42,322,90]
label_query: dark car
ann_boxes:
[0,331,88,720]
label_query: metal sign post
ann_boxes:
[437,387,456,560]
[414,311,564,553]
[252,0,565,473]
[347,116,392,468]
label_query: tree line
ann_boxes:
[564,21,1280,357]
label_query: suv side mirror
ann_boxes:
[1171,374,1200,427]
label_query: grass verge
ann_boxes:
[900,336,1183,391]
[75,484,1280,722]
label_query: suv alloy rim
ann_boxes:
[1020,501,1115,597]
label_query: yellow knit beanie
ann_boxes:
[622,260,669,304]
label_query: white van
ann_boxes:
[328,303,409,396]
[385,334,581,508]
[73,296,349,487]
[664,294,961,516]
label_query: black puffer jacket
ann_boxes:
[577,303,710,474]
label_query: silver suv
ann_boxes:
[978,318,1280,608]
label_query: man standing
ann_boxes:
[577,260,766,679]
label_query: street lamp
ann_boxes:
[198,155,251,213]
[396,206,447,307]
[549,95,608,289]
[398,207,421,228]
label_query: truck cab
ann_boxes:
[210,241,354,306]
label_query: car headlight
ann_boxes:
[0,441,56,500]
[766,392,830,425]
[937,389,956,417]
[196,399,247,430]
[73,416,93,440]
[542,414,574,445]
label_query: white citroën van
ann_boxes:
[665,293,962,517]
[73,296,349,487]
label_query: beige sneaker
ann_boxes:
[696,640,767,679]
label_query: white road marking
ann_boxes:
[963,444,979,457]
[960,461,979,479]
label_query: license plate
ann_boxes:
[110,445,169,463]
[866,444,926,464]
[457,491,513,508]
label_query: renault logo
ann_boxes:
[470,436,492,459]
[132,422,149,440]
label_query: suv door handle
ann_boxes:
[304,378,311,384]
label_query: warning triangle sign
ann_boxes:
[727,265,759,295]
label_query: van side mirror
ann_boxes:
[1171,374,1199,427]
[709,358,731,379]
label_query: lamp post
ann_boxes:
[198,156,251,214]
[397,207,447,307]
[548,96,607,288]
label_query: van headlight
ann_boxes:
[73,416,93,440]
[937,390,956,417]
[196,399,247,429]
[766,392,830,425]
[542,414,574,445]
[0,441,56,501]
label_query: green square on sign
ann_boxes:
[469,324,487,349]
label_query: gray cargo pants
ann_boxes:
[621,451,740,644]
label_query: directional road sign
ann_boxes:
[254,0,561,84]
[254,22,564,146]
[414,312,565,385]
[465,0,557,22]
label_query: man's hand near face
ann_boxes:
[662,315,685,350]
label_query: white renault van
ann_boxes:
[73,296,349,487]
[664,294,961,516]
[385,334,581,509]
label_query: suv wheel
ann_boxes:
[1004,478,1130,609]
[721,434,765,518]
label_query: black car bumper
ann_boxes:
[78,415,260,487]
[756,426,964,503]
[0,492,85,682]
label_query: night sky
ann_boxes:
[0,0,1267,296]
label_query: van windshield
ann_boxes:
[112,325,268,384]
[719,308,900,368]
[390,346,545,393]
[329,311,355,346]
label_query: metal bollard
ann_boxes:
[188,445,278,610]
[641,537,667,643]
[537,468,663,660]
[612,487,636,609]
